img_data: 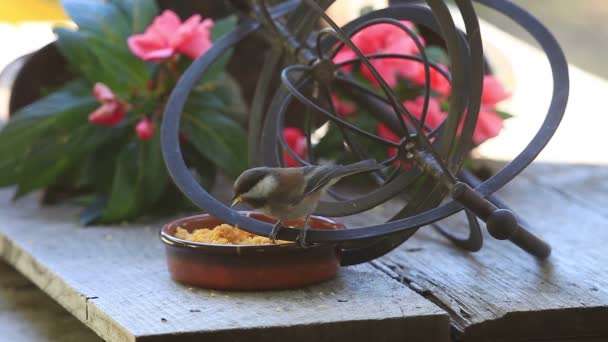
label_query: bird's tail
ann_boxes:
[335,159,382,179]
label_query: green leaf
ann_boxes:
[424,46,449,65]
[182,143,216,191]
[149,143,217,216]
[61,0,131,46]
[0,81,97,187]
[182,110,247,179]
[79,195,108,225]
[84,37,149,95]
[200,16,237,83]
[100,134,168,222]
[14,124,117,198]
[54,28,106,83]
[188,77,247,124]
[58,1,152,94]
[495,109,514,120]
[209,76,248,124]
[211,15,237,42]
[359,5,374,16]
[74,130,130,191]
[55,27,149,95]
[113,0,159,34]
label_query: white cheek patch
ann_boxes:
[245,175,278,198]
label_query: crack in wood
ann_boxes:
[370,259,471,340]
[84,296,98,321]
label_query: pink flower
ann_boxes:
[331,95,355,117]
[88,82,125,126]
[470,110,504,145]
[127,10,214,62]
[377,122,400,159]
[172,15,214,60]
[376,97,446,168]
[461,76,509,144]
[135,118,155,141]
[93,82,115,102]
[283,127,307,167]
[332,49,355,72]
[89,102,125,126]
[410,64,451,97]
[403,96,447,130]
[481,75,510,106]
[333,21,425,87]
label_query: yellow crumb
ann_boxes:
[174,224,288,245]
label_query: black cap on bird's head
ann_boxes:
[231,167,274,207]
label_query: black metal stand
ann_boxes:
[161,0,569,264]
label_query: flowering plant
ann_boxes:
[0,1,246,223]
[282,20,512,168]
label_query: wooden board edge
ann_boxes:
[462,306,608,342]
[0,231,135,342]
[135,315,452,342]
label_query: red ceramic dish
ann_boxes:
[159,212,345,290]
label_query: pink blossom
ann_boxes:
[376,97,446,168]
[404,96,447,129]
[464,76,509,144]
[135,118,155,141]
[333,21,425,87]
[93,82,115,102]
[332,49,355,72]
[481,75,510,106]
[127,10,214,62]
[410,64,451,97]
[331,95,355,117]
[172,15,214,60]
[403,96,504,145]
[89,102,125,126]
[376,123,400,159]
[471,110,504,145]
[283,127,307,167]
[88,83,125,126]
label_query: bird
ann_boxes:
[231,159,381,246]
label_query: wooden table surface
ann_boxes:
[2,6,608,342]
[0,187,449,342]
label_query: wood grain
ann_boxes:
[376,163,608,341]
[0,190,449,342]
[0,261,101,342]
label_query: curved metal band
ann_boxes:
[161,0,569,246]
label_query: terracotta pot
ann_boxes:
[160,212,345,290]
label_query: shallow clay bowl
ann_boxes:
[160,212,345,290]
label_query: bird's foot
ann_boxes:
[269,220,283,244]
[296,218,310,248]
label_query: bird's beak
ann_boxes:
[230,196,241,208]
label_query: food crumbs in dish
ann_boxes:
[174,224,289,245]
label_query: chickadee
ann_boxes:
[231,159,381,246]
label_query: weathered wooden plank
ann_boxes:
[0,261,102,342]
[376,163,608,341]
[0,190,449,342]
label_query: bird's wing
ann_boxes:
[299,160,381,199]
[301,165,338,198]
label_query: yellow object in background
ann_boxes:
[0,0,68,23]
